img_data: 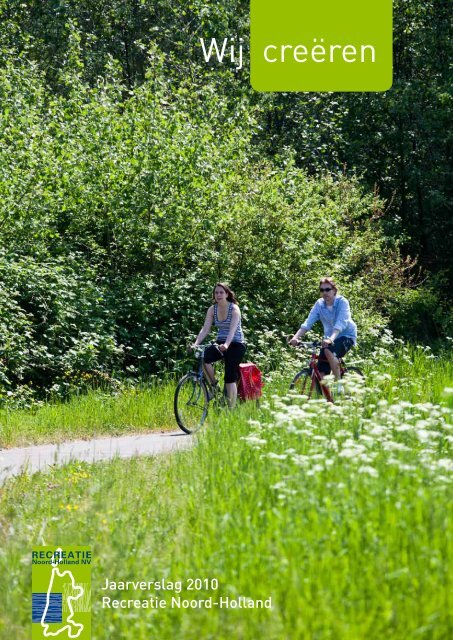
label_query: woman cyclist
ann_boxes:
[289,277,357,392]
[192,283,246,408]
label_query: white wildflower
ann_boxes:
[389,404,404,414]
[398,464,416,472]
[241,436,267,445]
[359,435,375,443]
[395,424,412,432]
[416,429,439,443]
[415,419,430,428]
[382,441,411,452]
[370,426,387,436]
[437,459,453,472]
[358,465,378,477]
[358,454,375,463]
[339,447,364,459]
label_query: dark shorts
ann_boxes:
[204,341,247,383]
[318,336,355,375]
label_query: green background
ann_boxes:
[251,0,393,91]
[32,546,91,640]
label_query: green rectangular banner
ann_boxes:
[32,546,92,639]
[251,0,393,91]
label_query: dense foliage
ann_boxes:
[2,0,450,270]
[0,1,451,399]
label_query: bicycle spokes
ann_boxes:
[174,374,209,434]
[290,368,322,399]
[186,379,202,405]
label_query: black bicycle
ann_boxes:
[174,344,226,434]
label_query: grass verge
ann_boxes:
[0,348,451,639]
[0,383,177,448]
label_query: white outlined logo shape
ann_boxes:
[40,548,84,638]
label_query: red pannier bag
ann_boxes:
[237,363,264,401]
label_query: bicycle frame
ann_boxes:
[298,341,347,403]
[175,342,254,433]
[193,344,224,398]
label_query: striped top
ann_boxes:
[214,303,245,344]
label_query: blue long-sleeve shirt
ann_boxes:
[300,295,357,344]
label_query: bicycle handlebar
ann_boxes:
[294,340,323,349]
[192,345,207,353]
[192,343,223,358]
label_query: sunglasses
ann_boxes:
[320,287,333,292]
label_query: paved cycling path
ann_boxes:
[0,431,191,484]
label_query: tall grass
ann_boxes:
[0,346,451,639]
[0,383,176,448]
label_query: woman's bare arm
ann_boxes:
[193,306,214,346]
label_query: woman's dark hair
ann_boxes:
[212,282,238,304]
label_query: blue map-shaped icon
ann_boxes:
[32,593,63,623]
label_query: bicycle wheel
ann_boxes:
[174,374,209,434]
[342,366,364,380]
[289,368,321,398]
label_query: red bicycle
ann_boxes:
[290,341,364,402]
